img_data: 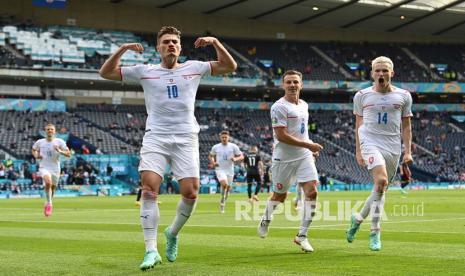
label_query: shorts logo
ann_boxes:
[369,156,374,164]
[276,183,283,190]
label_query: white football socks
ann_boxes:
[140,191,159,252]
[298,199,316,237]
[262,200,280,221]
[169,197,197,236]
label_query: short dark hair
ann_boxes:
[220,130,229,136]
[282,70,303,81]
[157,26,181,45]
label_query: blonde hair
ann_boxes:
[371,56,394,70]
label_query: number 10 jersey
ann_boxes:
[121,60,211,134]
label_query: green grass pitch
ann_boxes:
[1,190,465,275]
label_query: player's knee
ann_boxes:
[182,190,198,200]
[142,190,158,201]
[376,178,388,190]
[272,192,287,202]
[305,189,318,200]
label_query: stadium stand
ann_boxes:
[1,22,465,194]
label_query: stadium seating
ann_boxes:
[0,110,138,159]
[317,41,434,82]
[409,43,465,81]
[3,24,464,83]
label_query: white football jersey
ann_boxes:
[210,142,242,175]
[271,97,313,162]
[32,138,68,173]
[353,86,413,154]
[121,60,211,134]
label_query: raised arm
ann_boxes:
[99,43,144,81]
[274,127,323,153]
[194,37,237,76]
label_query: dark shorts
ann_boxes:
[247,173,262,184]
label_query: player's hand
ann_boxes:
[313,151,320,158]
[194,37,218,48]
[308,143,323,153]
[402,153,413,165]
[121,43,144,54]
[401,162,412,180]
[356,151,365,166]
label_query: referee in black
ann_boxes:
[244,145,264,202]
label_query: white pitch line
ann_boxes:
[1,217,465,235]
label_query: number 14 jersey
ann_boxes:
[353,86,413,154]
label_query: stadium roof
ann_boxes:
[105,0,465,37]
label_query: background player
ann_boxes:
[209,130,243,213]
[31,123,71,217]
[244,145,264,202]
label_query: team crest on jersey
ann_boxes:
[393,104,401,109]
[169,79,174,83]
[369,156,374,164]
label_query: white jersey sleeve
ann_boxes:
[32,140,40,151]
[402,92,413,118]
[57,138,69,151]
[233,144,242,156]
[210,144,217,157]
[353,92,363,116]
[121,64,146,84]
[271,102,288,128]
[192,61,212,77]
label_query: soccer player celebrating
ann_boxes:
[209,130,243,213]
[347,56,413,251]
[99,26,237,270]
[32,123,71,217]
[257,70,323,252]
[243,145,264,202]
